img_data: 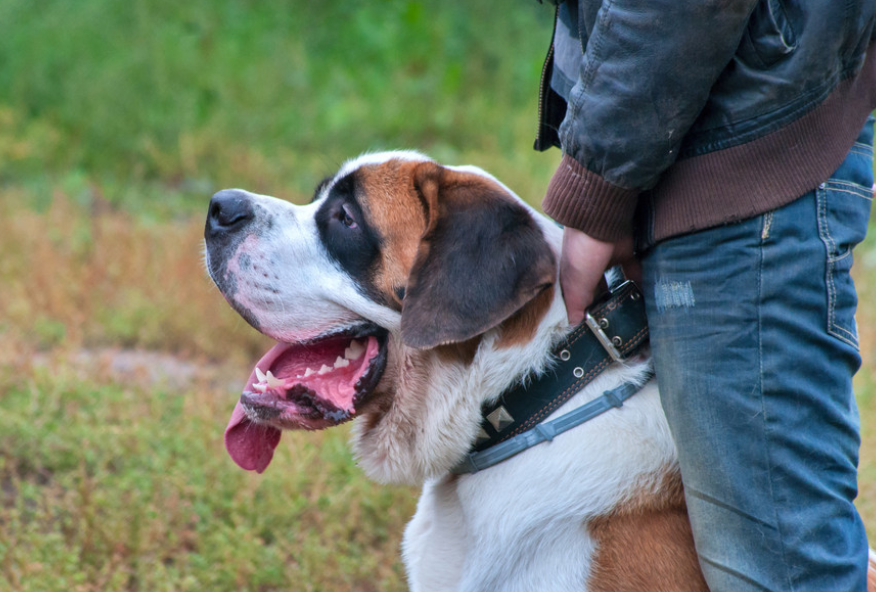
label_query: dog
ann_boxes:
[204,151,876,591]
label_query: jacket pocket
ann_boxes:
[739,0,798,68]
[816,140,873,350]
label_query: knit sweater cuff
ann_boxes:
[542,154,640,242]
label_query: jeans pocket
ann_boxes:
[816,173,873,349]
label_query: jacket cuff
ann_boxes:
[542,154,639,242]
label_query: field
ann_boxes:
[1,2,875,591]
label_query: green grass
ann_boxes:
[0,360,416,591]
[0,0,557,218]
[1,1,875,590]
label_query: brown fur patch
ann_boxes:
[355,161,431,309]
[355,159,532,312]
[587,469,708,592]
[496,285,555,349]
[435,336,482,366]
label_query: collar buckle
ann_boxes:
[584,280,643,362]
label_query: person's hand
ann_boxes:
[559,227,641,325]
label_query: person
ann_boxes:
[533,0,876,589]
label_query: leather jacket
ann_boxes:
[536,0,876,244]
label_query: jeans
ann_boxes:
[642,116,874,591]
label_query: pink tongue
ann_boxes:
[224,400,282,473]
[223,337,377,473]
[224,345,290,473]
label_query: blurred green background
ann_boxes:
[0,0,557,219]
[0,1,874,591]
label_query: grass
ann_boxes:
[0,1,875,590]
[0,2,557,589]
[0,359,414,591]
[0,0,557,219]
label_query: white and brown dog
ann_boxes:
[204,152,875,592]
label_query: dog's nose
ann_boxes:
[207,189,254,234]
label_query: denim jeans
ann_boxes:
[642,116,874,591]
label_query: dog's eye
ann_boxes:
[340,204,358,229]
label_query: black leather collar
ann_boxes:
[470,280,649,454]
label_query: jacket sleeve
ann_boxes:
[543,0,759,241]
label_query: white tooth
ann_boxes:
[253,383,268,393]
[255,367,267,382]
[304,367,316,377]
[345,340,365,360]
[265,370,285,388]
[318,364,332,375]
[334,356,350,369]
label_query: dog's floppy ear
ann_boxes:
[400,162,556,349]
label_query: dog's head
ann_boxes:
[204,152,557,474]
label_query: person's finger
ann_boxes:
[560,266,605,325]
[559,228,614,325]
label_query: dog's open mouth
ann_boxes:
[225,326,388,473]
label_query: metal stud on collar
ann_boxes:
[486,406,515,432]
[573,367,584,378]
[559,349,571,361]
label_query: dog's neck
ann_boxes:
[351,275,571,485]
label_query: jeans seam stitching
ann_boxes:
[758,223,795,592]
[830,249,853,264]
[818,188,840,342]
[817,187,860,349]
[850,142,873,155]
[829,326,859,347]
[824,184,873,200]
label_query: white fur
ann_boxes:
[210,152,680,591]
[205,188,404,341]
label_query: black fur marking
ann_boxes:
[314,172,391,305]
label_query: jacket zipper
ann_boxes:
[534,5,560,151]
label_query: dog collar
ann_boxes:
[451,280,650,475]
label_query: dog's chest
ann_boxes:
[403,472,598,592]
[402,380,674,592]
